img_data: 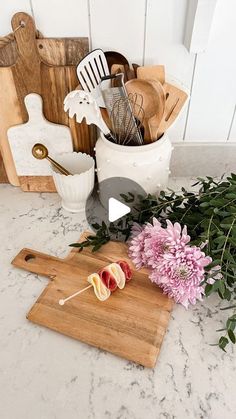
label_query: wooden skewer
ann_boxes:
[59,284,93,305]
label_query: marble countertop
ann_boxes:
[0,180,235,419]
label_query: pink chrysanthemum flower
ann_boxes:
[149,245,212,308]
[128,218,212,308]
[128,223,148,269]
[144,219,191,269]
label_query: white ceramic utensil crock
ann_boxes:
[52,152,94,213]
[95,133,173,198]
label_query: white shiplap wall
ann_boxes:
[0,0,235,143]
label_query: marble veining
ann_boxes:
[0,179,235,419]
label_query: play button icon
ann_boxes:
[108,197,131,222]
[85,176,146,241]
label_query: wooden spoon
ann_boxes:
[32,143,72,176]
[105,51,129,72]
[125,79,165,142]
[137,65,165,84]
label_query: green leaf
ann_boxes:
[226,318,236,331]
[209,199,224,206]
[92,244,102,252]
[205,284,213,296]
[219,336,229,351]
[69,242,83,248]
[225,193,236,199]
[218,281,226,295]
[92,223,101,230]
[224,288,232,301]
[228,329,236,344]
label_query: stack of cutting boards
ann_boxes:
[0,12,91,191]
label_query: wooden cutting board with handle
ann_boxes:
[0,12,90,189]
[12,233,173,368]
[8,93,73,192]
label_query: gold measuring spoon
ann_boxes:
[32,143,72,176]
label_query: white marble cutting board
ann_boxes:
[8,93,73,176]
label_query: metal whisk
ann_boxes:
[110,93,145,146]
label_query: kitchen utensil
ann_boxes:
[76,49,109,107]
[8,93,73,191]
[100,73,126,115]
[111,64,135,82]
[137,65,165,84]
[32,144,72,176]
[155,82,188,139]
[146,79,166,141]
[132,63,139,78]
[0,12,90,187]
[110,93,144,145]
[64,90,114,141]
[104,51,129,71]
[52,153,94,213]
[125,79,165,141]
[12,232,173,368]
[101,74,143,145]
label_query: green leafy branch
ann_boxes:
[70,173,236,351]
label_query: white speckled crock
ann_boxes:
[95,133,173,196]
[52,152,94,213]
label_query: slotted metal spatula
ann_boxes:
[76,49,109,108]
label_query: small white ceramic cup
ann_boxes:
[52,152,95,213]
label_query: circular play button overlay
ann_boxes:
[85,176,146,240]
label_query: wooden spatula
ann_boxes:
[155,83,188,139]
[137,65,165,84]
[146,80,165,141]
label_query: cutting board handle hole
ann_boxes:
[25,254,36,262]
[38,44,43,49]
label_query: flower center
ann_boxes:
[176,266,189,280]
[162,243,170,252]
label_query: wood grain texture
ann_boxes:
[155,82,188,139]
[0,37,89,67]
[0,68,22,185]
[12,233,173,368]
[137,65,165,84]
[19,176,56,192]
[0,12,91,190]
[0,152,8,183]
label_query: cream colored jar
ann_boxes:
[95,133,173,196]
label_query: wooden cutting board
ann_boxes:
[8,93,73,192]
[12,233,173,368]
[0,34,88,67]
[0,12,91,189]
[0,153,8,183]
